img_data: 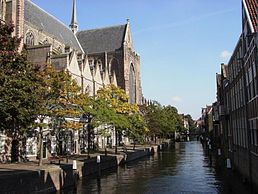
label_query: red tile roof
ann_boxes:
[245,0,257,32]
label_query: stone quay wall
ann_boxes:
[0,140,172,194]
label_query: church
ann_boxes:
[0,0,143,160]
[0,0,143,104]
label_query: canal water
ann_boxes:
[61,141,253,194]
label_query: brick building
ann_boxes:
[214,0,258,188]
[0,0,143,160]
[0,0,142,103]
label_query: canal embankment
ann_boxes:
[0,140,171,194]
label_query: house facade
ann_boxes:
[213,0,258,188]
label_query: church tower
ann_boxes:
[3,0,24,38]
[3,0,24,51]
[69,0,78,34]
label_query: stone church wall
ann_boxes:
[27,44,52,66]
[51,54,69,71]
[24,23,65,53]
[107,51,124,89]
[123,46,142,104]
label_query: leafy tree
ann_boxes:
[127,113,148,149]
[140,102,163,143]
[36,65,88,165]
[161,105,182,138]
[141,101,183,143]
[0,22,42,162]
[92,84,137,153]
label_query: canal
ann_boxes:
[60,141,253,194]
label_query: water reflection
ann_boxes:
[59,141,253,194]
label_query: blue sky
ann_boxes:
[33,0,242,119]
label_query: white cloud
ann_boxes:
[220,50,232,61]
[172,96,183,103]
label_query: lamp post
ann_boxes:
[80,113,93,158]
[79,114,87,154]
[87,114,93,158]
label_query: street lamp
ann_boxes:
[80,113,93,158]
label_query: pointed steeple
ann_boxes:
[70,0,78,34]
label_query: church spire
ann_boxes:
[69,0,78,34]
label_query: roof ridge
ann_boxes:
[26,0,73,33]
[25,0,83,53]
[78,24,126,33]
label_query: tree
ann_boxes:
[35,65,88,165]
[161,105,182,138]
[92,84,137,154]
[141,101,182,143]
[127,113,148,149]
[0,22,42,162]
[140,102,163,143]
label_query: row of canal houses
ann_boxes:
[200,0,258,189]
[0,0,142,162]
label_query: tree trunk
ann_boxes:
[115,128,118,154]
[38,126,43,166]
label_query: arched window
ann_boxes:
[25,31,34,46]
[110,58,121,85]
[97,60,103,72]
[85,85,90,94]
[129,63,136,104]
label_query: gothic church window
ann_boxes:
[110,58,119,77]
[97,60,103,72]
[25,32,35,46]
[129,63,136,104]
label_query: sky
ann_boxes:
[32,0,242,119]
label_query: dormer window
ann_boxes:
[57,46,62,53]
[43,39,49,44]
[65,46,71,53]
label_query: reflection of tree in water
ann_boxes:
[60,142,254,194]
[97,178,101,193]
